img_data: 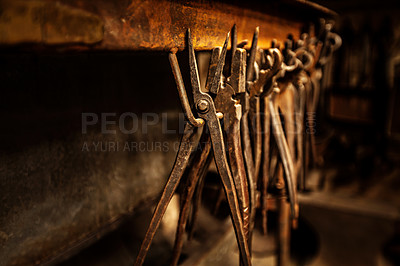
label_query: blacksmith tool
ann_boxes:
[134,29,252,266]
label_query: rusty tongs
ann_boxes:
[134,29,251,266]
[171,31,249,265]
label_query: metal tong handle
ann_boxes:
[269,87,299,222]
[171,133,212,266]
[134,123,198,266]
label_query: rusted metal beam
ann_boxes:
[0,0,335,51]
[0,1,103,45]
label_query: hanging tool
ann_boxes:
[258,47,284,234]
[134,29,252,266]
[240,27,258,246]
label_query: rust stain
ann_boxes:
[0,0,326,50]
[96,0,309,51]
[0,0,103,45]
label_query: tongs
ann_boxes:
[134,29,252,266]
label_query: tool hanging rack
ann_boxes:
[0,1,341,265]
[135,22,341,266]
[0,0,336,51]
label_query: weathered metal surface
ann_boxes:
[0,0,334,50]
[0,1,103,45]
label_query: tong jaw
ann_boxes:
[229,48,247,94]
[188,29,229,99]
[214,47,246,131]
[205,47,222,93]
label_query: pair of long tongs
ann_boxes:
[260,40,301,227]
[306,21,342,168]
[172,29,249,265]
[134,29,251,266]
